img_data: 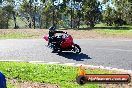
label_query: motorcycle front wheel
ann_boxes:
[73,44,81,54]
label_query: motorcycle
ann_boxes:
[43,31,81,54]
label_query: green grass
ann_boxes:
[0,62,112,88]
[7,81,15,88]
[94,29,132,36]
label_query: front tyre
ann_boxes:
[73,44,81,54]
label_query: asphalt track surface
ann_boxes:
[0,39,132,70]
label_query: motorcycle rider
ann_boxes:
[48,26,56,46]
[48,26,66,52]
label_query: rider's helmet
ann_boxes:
[49,26,56,32]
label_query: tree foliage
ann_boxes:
[82,0,102,27]
[0,0,17,29]
[102,0,132,26]
[0,0,132,29]
[0,5,14,28]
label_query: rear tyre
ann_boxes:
[73,44,81,54]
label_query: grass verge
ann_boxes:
[94,29,132,37]
[0,33,34,39]
[0,29,46,39]
[0,62,113,88]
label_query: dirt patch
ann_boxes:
[7,78,59,88]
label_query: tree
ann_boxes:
[0,0,17,29]
[103,0,132,25]
[19,0,34,28]
[2,5,14,28]
[0,8,8,28]
[112,0,132,25]
[102,5,115,26]
[41,2,53,28]
[82,0,102,28]
[40,0,71,28]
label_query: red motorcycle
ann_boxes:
[43,32,81,54]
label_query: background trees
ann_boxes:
[82,0,101,27]
[102,0,132,26]
[0,0,131,29]
[113,0,132,25]
[0,0,16,29]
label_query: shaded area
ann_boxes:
[56,52,92,61]
[76,27,132,30]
